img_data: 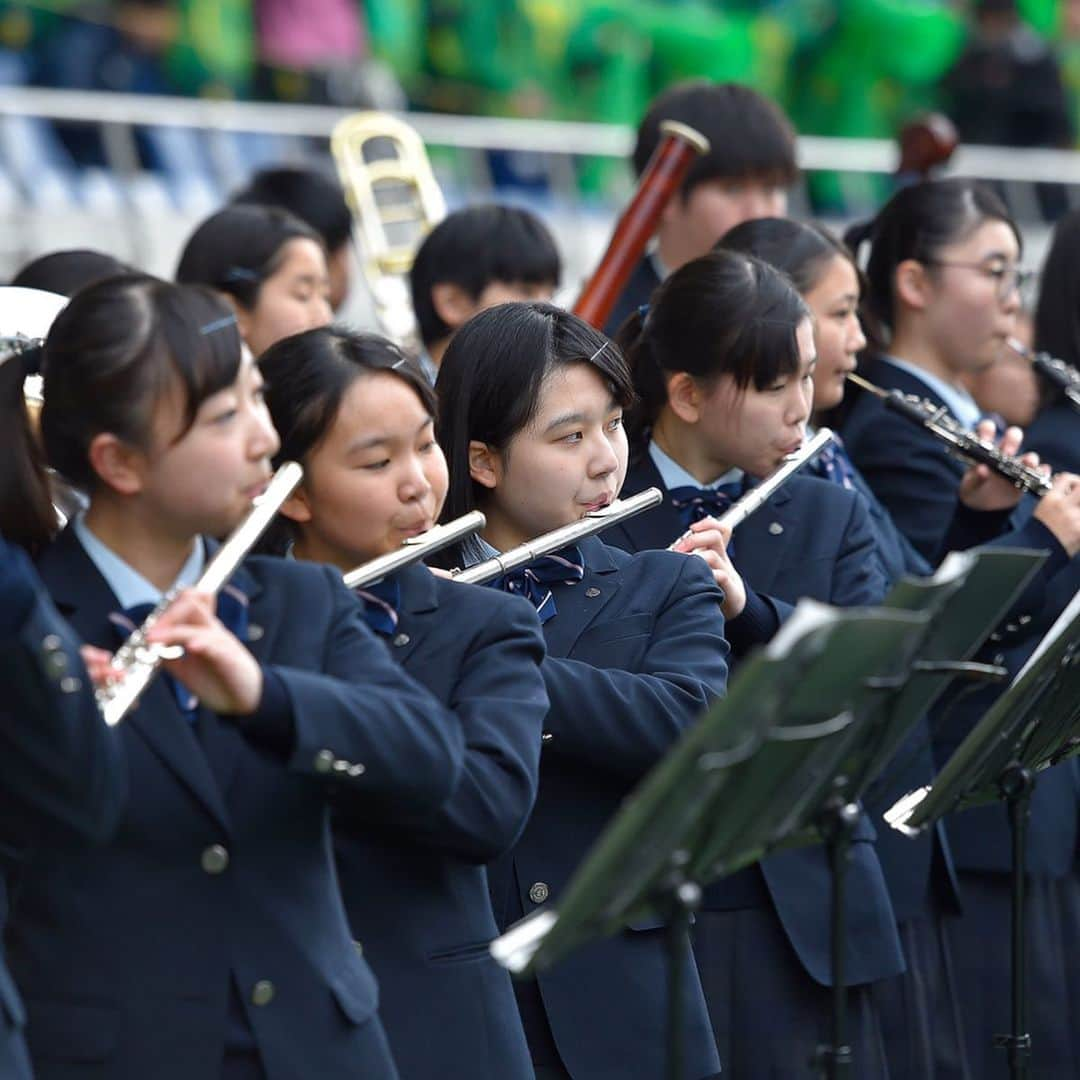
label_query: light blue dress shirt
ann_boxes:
[880,354,984,430]
[647,439,743,492]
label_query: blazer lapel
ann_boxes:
[541,537,623,658]
[38,528,233,836]
[385,562,438,666]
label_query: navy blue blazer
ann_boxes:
[605,456,906,986]
[489,535,728,1080]
[333,563,547,1080]
[1025,400,1080,474]
[10,527,469,1080]
[0,564,125,1080]
[604,253,662,338]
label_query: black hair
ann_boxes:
[616,249,809,454]
[0,339,54,553]
[409,205,561,348]
[720,217,855,297]
[258,326,433,554]
[1033,208,1080,408]
[39,274,242,492]
[633,81,798,199]
[232,167,352,254]
[844,177,1019,352]
[11,248,133,298]
[176,203,324,311]
[436,301,633,562]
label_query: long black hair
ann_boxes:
[436,301,634,561]
[1033,208,1080,408]
[615,249,809,456]
[2,275,242,551]
[843,177,1019,352]
[258,326,434,553]
[176,203,323,312]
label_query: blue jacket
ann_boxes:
[605,456,906,986]
[489,535,728,1079]
[1025,399,1080,475]
[0,545,125,1080]
[333,563,547,1080]
[11,527,469,1080]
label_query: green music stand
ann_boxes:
[885,588,1080,1080]
[491,601,933,1080]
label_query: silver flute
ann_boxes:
[343,511,487,589]
[1006,337,1080,413]
[96,461,303,727]
[456,489,663,586]
[847,372,1052,497]
[716,427,835,531]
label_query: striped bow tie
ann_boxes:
[489,546,585,625]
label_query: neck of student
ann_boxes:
[888,327,963,388]
[84,496,200,593]
[651,409,732,485]
[478,501,534,556]
[292,533,360,578]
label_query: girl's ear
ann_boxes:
[468,440,500,489]
[86,433,145,496]
[894,258,931,313]
[665,371,705,424]
[279,483,313,524]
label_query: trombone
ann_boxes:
[331,112,447,349]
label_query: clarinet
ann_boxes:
[846,373,1052,497]
[1006,337,1080,413]
[343,511,486,589]
[96,461,303,727]
[456,490,663,585]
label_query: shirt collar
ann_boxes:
[648,439,743,492]
[418,348,439,386]
[880,355,983,430]
[72,513,205,609]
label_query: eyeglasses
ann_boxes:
[922,260,1033,302]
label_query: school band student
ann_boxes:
[0,529,126,1080]
[605,248,903,1078]
[435,301,730,1080]
[3,274,478,1080]
[258,325,548,1080]
[408,204,561,384]
[176,203,333,357]
[839,177,1080,1079]
[1027,206,1080,474]
[604,79,799,335]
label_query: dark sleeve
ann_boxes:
[725,587,787,655]
[273,570,468,826]
[0,562,126,850]
[345,591,548,863]
[540,554,729,783]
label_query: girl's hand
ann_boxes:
[79,645,119,690]
[1033,473,1080,558]
[959,421,1046,512]
[670,517,747,619]
[145,590,263,715]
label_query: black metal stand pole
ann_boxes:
[664,877,703,1080]
[813,797,859,1079]
[993,763,1035,1080]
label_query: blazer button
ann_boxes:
[314,749,335,773]
[768,522,784,536]
[528,882,550,904]
[247,623,265,642]
[585,587,601,598]
[251,980,275,1007]
[392,632,410,648]
[201,844,229,875]
[59,675,83,694]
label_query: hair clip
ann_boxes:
[200,314,238,336]
[588,340,610,364]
